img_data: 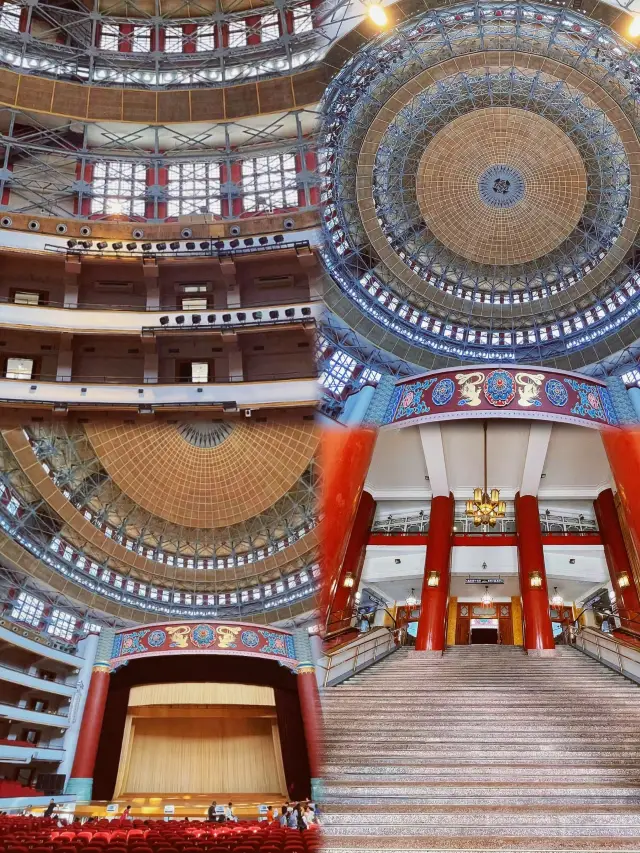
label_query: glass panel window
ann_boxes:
[6,357,33,379]
[13,291,39,305]
[92,161,146,217]
[167,162,221,216]
[47,608,76,641]
[197,23,215,50]
[164,24,183,52]
[293,4,313,32]
[261,11,280,41]
[0,2,21,31]
[11,593,44,628]
[100,22,120,50]
[191,362,209,382]
[131,26,151,52]
[228,18,247,46]
[182,297,208,311]
[242,154,297,212]
[319,350,357,395]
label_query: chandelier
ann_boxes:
[465,421,507,527]
[550,587,563,608]
[406,589,418,607]
[481,585,493,606]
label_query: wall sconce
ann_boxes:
[343,572,355,588]
[618,573,631,589]
[529,570,543,588]
[427,571,440,587]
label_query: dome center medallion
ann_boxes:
[478,165,525,209]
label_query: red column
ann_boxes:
[246,15,260,45]
[296,667,321,784]
[327,490,376,637]
[183,23,197,53]
[515,493,555,652]
[69,665,110,787]
[119,23,133,52]
[415,494,454,652]
[602,427,640,565]
[320,428,377,633]
[146,165,168,220]
[74,161,94,217]
[594,487,640,621]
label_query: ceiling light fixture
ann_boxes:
[405,588,417,607]
[550,587,563,608]
[481,585,493,606]
[465,420,506,527]
[368,3,387,26]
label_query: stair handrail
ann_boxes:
[317,625,406,687]
[565,620,640,682]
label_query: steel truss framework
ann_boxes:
[320,0,640,365]
[0,0,347,88]
[0,107,319,219]
[0,564,127,638]
[0,429,320,619]
[24,423,317,570]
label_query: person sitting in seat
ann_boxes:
[223,802,236,822]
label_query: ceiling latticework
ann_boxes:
[320,1,640,369]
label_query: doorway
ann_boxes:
[471,627,498,644]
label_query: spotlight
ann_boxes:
[159,316,169,326]
[273,234,284,244]
[207,314,216,323]
[66,239,77,248]
[222,313,231,323]
[269,310,279,319]
[96,241,108,250]
[199,241,210,250]
[252,311,263,320]
[258,236,269,245]
[169,241,180,250]
[126,242,137,251]
[237,312,246,321]
[229,239,240,248]
[185,241,195,250]
[301,307,311,316]
[243,238,254,246]
[214,241,225,250]
[191,314,201,324]
[176,315,185,325]
[368,3,387,26]
[81,240,93,249]
[156,243,167,251]
[285,308,295,318]
[141,242,152,251]
[112,242,123,250]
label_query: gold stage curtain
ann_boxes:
[118,717,286,796]
[128,683,275,708]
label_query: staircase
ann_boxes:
[321,644,640,850]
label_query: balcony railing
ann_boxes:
[372,510,599,535]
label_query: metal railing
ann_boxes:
[372,510,599,535]
[318,626,405,688]
[568,622,640,684]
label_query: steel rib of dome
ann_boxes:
[320,0,640,366]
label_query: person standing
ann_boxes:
[207,802,217,822]
[43,800,56,818]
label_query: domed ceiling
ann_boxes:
[0,420,318,621]
[84,421,316,529]
[320,1,640,369]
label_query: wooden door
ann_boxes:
[498,602,513,645]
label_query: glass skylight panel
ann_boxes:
[100,23,120,51]
[261,12,280,41]
[92,161,146,217]
[167,163,221,216]
[0,2,21,32]
[228,18,247,47]
[48,608,76,641]
[11,593,44,627]
[242,154,297,211]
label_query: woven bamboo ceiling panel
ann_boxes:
[84,421,317,528]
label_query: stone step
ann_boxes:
[322,811,640,827]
